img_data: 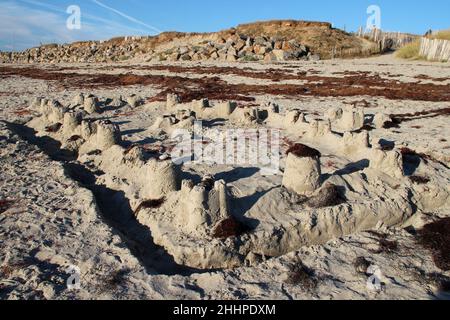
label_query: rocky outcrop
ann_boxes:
[0,20,376,64]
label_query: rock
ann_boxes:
[264,53,277,63]
[282,40,295,51]
[180,54,191,61]
[274,41,283,50]
[235,40,246,51]
[179,46,189,55]
[265,49,290,62]
[254,45,268,55]
[226,54,237,62]
[209,51,219,59]
[254,36,267,45]
[354,257,372,275]
[308,54,321,61]
[169,52,180,61]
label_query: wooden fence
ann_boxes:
[356,27,419,51]
[419,38,450,62]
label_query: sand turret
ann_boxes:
[282,144,322,195]
[339,106,365,131]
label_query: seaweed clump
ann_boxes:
[211,217,251,239]
[286,143,321,158]
[417,218,450,271]
[133,198,166,217]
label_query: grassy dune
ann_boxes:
[396,30,450,60]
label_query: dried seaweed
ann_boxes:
[133,198,166,217]
[409,175,430,185]
[286,143,321,158]
[417,218,450,271]
[45,123,62,133]
[285,262,318,290]
[211,217,250,239]
[0,199,14,214]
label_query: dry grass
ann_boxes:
[396,40,421,59]
[430,30,450,41]
[397,31,450,61]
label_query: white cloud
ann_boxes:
[0,0,160,51]
[92,0,161,34]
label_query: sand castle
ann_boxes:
[282,144,322,195]
[177,178,234,237]
[23,92,449,271]
[127,94,143,108]
[339,105,365,132]
[166,93,181,108]
[84,94,101,114]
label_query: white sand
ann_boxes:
[0,54,449,300]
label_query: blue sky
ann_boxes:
[1,0,449,51]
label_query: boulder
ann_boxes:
[226,54,237,62]
[308,54,321,61]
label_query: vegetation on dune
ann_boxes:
[395,40,421,59]
[432,30,450,41]
[396,30,450,60]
